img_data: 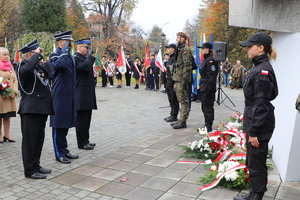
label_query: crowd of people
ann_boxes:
[0,29,278,200]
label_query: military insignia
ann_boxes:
[209,61,213,63]
[211,65,216,71]
[183,52,187,54]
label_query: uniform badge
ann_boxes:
[261,70,268,75]
[211,65,216,71]
[209,61,213,63]
[183,52,187,54]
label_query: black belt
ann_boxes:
[245,100,254,106]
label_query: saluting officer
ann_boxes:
[171,32,193,129]
[198,42,218,132]
[50,31,78,164]
[18,39,54,179]
[74,38,97,150]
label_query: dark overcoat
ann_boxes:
[18,53,54,115]
[74,52,97,111]
[50,47,76,128]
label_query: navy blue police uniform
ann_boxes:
[50,31,78,163]
[74,38,97,150]
[18,39,54,179]
[199,43,218,132]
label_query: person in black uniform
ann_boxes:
[125,52,133,88]
[164,44,179,122]
[146,54,155,90]
[18,39,54,179]
[234,32,278,200]
[133,57,142,89]
[74,38,97,150]
[198,42,218,132]
[101,56,108,87]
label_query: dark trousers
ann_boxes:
[21,114,47,176]
[52,128,69,158]
[76,110,92,148]
[166,82,179,117]
[147,74,154,89]
[125,71,131,86]
[201,91,215,128]
[161,72,166,89]
[246,139,269,193]
[101,69,107,86]
[154,73,159,90]
[108,76,114,85]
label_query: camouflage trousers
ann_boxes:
[175,81,189,121]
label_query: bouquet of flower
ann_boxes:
[0,77,18,97]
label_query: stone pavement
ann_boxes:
[0,84,300,200]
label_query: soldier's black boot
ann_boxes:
[164,116,172,121]
[250,192,264,200]
[170,120,179,127]
[233,190,253,200]
[172,120,187,129]
[165,116,178,122]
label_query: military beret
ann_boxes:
[19,39,40,54]
[54,30,73,41]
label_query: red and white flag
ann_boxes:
[155,49,167,72]
[144,43,150,70]
[261,70,268,75]
[116,46,127,75]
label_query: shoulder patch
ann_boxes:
[261,70,268,75]
[211,65,216,71]
[209,61,213,63]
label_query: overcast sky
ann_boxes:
[130,0,203,42]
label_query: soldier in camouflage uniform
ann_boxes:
[170,32,193,129]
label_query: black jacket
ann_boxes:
[166,53,176,87]
[126,57,134,72]
[74,52,97,111]
[200,53,218,92]
[243,54,278,140]
[18,53,54,115]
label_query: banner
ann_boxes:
[155,49,166,72]
[144,43,150,70]
[116,46,126,75]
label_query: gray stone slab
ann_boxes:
[116,146,144,154]
[95,182,135,197]
[131,164,164,176]
[87,157,119,168]
[167,162,199,171]
[199,187,239,200]
[140,177,177,191]
[71,177,109,192]
[50,172,86,185]
[145,157,175,168]
[136,149,163,157]
[168,182,202,198]
[158,192,195,200]
[157,151,181,160]
[114,172,151,186]
[103,151,131,160]
[123,154,153,164]
[107,161,140,172]
[275,185,300,200]
[71,165,103,176]
[122,187,164,200]
[181,171,205,184]
[91,169,126,181]
[156,168,190,181]
[147,143,173,151]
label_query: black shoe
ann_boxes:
[201,125,212,132]
[38,168,52,174]
[3,136,15,142]
[164,116,172,121]
[56,156,71,164]
[170,121,179,127]
[89,143,96,147]
[116,85,121,88]
[172,120,187,129]
[165,116,178,122]
[66,153,79,159]
[79,144,94,150]
[26,172,46,179]
[233,190,253,200]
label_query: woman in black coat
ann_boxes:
[234,32,278,200]
[132,57,142,89]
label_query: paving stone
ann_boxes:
[136,149,163,157]
[72,177,109,191]
[131,164,164,176]
[71,165,103,176]
[50,172,86,185]
[91,169,126,181]
[95,182,135,197]
[168,182,202,198]
[114,172,151,186]
[122,187,164,200]
[123,154,153,164]
[87,157,119,168]
[181,171,205,184]
[140,177,177,191]
[275,185,300,200]
[147,143,174,151]
[107,160,140,172]
[103,152,131,160]
[158,192,195,200]
[116,146,144,154]
[199,187,239,200]
[145,157,175,168]
[167,161,199,171]
[156,168,191,181]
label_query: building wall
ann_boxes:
[229,0,300,32]
[229,0,300,182]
